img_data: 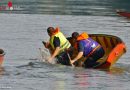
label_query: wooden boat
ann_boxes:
[0,49,5,66]
[89,34,126,69]
[40,34,126,69]
[116,10,130,18]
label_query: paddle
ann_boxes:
[67,52,75,67]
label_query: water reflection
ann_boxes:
[0,67,4,78]
[54,80,66,90]
[71,67,126,89]
[107,66,125,75]
[73,72,90,87]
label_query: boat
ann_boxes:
[116,10,130,18]
[0,49,5,66]
[40,34,126,69]
[89,34,126,69]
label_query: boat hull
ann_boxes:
[0,49,5,66]
[89,34,126,69]
[117,11,130,18]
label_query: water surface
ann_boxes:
[0,0,130,90]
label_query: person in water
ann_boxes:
[70,32,105,68]
[43,27,72,65]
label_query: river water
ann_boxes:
[0,0,130,90]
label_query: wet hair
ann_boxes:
[72,32,79,38]
[47,27,55,34]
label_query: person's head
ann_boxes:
[72,32,79,40]
[47,27,55,36]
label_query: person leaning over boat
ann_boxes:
[70,32,105,68]
[43,27,72,65]
[66,32,79,47]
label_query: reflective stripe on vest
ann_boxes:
[50,32,71,53]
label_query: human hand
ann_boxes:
[47,57,53,63]
[70,59,76,66]
[42,41,46,45]
[42,41,49,48]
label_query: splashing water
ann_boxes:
[39,48,57,64]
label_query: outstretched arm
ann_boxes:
[51,47,60,59]
[70,51,83,64]
[47,47,60,63]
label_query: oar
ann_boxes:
[67,53,75,67]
